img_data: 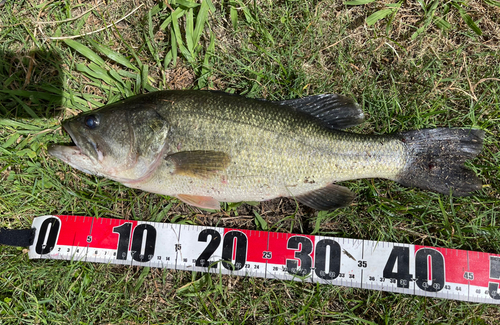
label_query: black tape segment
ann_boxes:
[0,228,36,247]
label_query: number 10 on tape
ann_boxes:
[28,215,500,304]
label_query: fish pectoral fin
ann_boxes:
[295,184,355,210]
[274,94,364,129]
[176,194,221,210]
[166,150,231,178]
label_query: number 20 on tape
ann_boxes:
[28,215,500,304]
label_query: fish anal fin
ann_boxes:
[166,150,231,178]
[295,184,355,210]
[177,194,221,210]
[275,94,364,129]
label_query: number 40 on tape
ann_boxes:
[28,215,500,304]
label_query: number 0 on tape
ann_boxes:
[28,215,500,304]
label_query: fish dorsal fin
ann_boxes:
[165,150,231,178]
[295,184,355,210]
[275,94,364,129]
[177,194,221,209]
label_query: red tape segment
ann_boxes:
[28,215,500,304]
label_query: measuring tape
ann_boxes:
[20,215,500,304]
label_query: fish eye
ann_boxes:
[84,115,99,129]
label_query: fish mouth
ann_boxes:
[47,122,103,175]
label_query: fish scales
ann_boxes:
[48,90,484,210]
[139,91,406,202]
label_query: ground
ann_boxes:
[0,0,499,323]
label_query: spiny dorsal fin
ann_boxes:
[166,150,231,178]
[295,183,355,210]
[275,94,364,129]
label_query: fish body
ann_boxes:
[49,90,484,210]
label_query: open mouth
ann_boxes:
[47,124,102,176]
[63,122,104,162]
[62,123,83,152]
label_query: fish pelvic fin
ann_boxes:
[176,194,221,210]
[295,184,355,210]
[166,150,231,178]
[275,94,364,129]
[396,128,484,196]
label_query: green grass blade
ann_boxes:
[63,39,105,66]
[76,63,110,84]
[0,90,61,102]
[241,3,256,24]
[344,0,376,5]
[484,0,500,7]
[145,9,161,69]
[0,119,42,131]
[205,0,215,12]
[2,133,20,148]
[199,31,215,88]
[89,40,139,71]
[141,64,149,90]
[164,49,173,69]
[193,0,209,48]
[150,2,164,15]
[108,69,126,88]
[170,28,178,66]
[433,16,451,30]
[230,5,238,29]
[10,95,39,119]
[452,3,483,36]
[186,8,194,54]
[254,211,268,231]
[172,8,193,63]
[366,9,395,26]
[459,11,483,36]
[175,0,201,9]
[160,7,186,30]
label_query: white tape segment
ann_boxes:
[28,215,500,304]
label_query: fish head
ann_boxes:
[48,99,170,183]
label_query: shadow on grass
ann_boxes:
[0,49,63,119]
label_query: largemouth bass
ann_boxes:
[48,91,484,210]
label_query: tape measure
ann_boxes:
[21,215,500,304]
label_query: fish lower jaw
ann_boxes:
[48,144,99,176]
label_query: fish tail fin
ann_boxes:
[396,128,484,196]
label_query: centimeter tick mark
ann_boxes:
[27,215,500,305]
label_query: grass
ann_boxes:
[1,0,499,323]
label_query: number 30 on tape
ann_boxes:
[28,215,500,304]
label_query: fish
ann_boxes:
[48,90,484,210]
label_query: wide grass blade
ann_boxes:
[366,9,395,26]
[459,11,483,36]
[452,2,483,36]
[193,0,210,48]
[230,5,238,29]
[171,8,193,63]
[63,39,105,66]
[2,133,20,148]
[89,40,139,71]
[160,7,185,30]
